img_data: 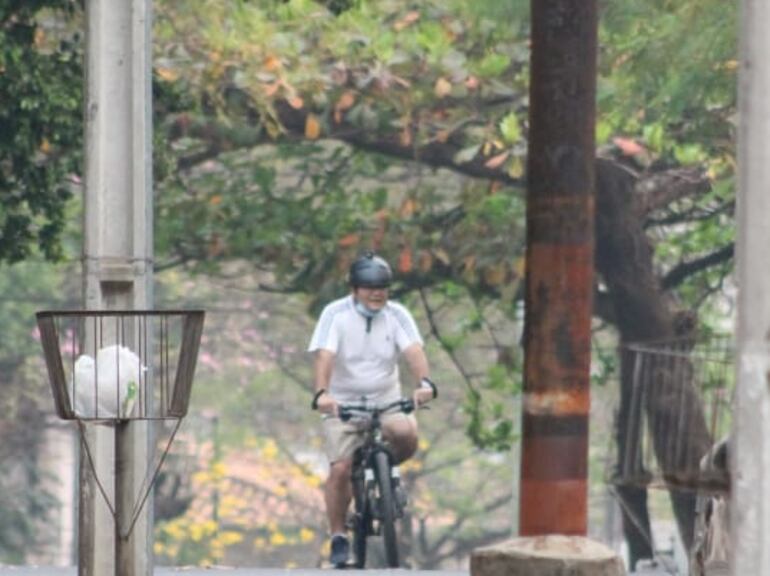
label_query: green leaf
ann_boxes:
[674,143,707,165]
[474,51,510,77]
[499,112,521,144]
[642,122,665,153]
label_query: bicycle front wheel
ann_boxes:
[353,511,368,568]
[352,465,369,568]
[374,451,399,567]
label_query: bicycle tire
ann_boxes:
[353,509,368,568]
[352,463,368,568]
[374,451,399,567]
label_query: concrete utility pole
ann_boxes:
[81,1,153,575]
[520,0,597,536]
[733,0,770,572]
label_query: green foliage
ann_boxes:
[156,0,531,157]
[151,0,741,453]
[599,0,736,159]
[499,113,521,145]
[464,390,515,452]
[0,1,83,263]
[0,259,76,563]
[0,0,743,563]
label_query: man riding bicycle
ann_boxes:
[308,252,437,568]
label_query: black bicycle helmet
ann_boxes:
[349,251,393,288]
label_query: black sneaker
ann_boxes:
[330,534,350,568]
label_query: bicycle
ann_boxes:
[339,397,415,568]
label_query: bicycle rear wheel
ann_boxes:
[374,451,399,567]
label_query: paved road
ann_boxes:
[0,568,468,576]
[0,565,682,575]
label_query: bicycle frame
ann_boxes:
[340,398,414,568]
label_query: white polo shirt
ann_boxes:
[308,295,424,403]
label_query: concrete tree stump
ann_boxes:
[471,535,626,576]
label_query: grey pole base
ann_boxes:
[471,535,626,576]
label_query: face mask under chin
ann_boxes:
[354,299,381,318]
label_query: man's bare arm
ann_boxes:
[402,343,435,406]
[313,349,338,414]
[402,343,429,382]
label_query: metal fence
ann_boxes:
[611,338,732,495]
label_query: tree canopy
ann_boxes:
[0,0,740,566]
[0,0,82,263]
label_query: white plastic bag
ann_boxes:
[71,345,144,418]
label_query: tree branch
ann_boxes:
[418,288,479,396]
[661,243,735,291]
[634,167,711,215]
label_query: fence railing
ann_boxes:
[610,338,732,495]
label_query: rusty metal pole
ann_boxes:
[520,0,598,535]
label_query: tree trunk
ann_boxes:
[595,159,712,555]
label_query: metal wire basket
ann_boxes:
[610,338,733,495]
[36,310,205,421]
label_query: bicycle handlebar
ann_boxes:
[338,398,415,422]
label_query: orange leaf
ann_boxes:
[156,67,179,82]
[305,114,321,140]
[484,151,510,169]
[338,233,360,248]
[613,137,644,156]
[209,194,223,206]
[337,91,356,111]
[393,10,420,31]
[288,96,304,110]
[264,55,282,72]
[398,246,413,273]
[334,91,356,123]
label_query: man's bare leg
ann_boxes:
[383,414,419,463]
[326,458,353,534]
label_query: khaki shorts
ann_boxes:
[322,412,417,463]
